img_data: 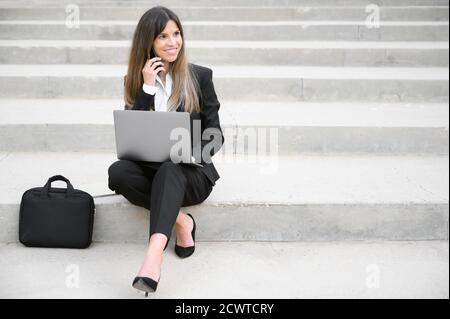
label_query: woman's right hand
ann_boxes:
[142,57,165,86]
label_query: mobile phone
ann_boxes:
[148,47,162,75]
[149,47,157,59]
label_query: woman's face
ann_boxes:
[152,20,183,63]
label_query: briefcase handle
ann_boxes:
[40,175,75,198]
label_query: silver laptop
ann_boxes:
[113,110,203,167]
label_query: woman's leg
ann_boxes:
[108,160,213,282]
[108,160,212,239]
[140,162,213,281]
[108,159,154,210]
[108,160,167,282]
[148,161,213,239]
[174,164,214,248]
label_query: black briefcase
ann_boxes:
[19,175,95,249]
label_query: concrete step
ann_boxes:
[0,20,448,41]
[0,0,448,7]
[0,65,448,102]
[1,40,448,67]
[0,240,447,298]
[0,152,447,243]
[0,6,448,21]
[0,100,448,154]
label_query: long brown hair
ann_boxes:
[124,6,200,113]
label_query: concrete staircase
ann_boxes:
[0,0,448,298]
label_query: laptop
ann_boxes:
[113,110,203,167]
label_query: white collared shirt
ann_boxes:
[142,71,172,112]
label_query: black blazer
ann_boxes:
[128,63,224,186]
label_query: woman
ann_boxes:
[107,6,224,296]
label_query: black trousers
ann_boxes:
[108,160,213,241]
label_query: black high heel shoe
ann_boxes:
[175,213,196,258]
[132,276,160,297]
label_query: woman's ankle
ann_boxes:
[149,233,168,251]
[175,210,187,225]
[176,212,192,229]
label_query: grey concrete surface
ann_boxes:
[0,0,448,7]
[1,100,448,126]
[0,42,447,67]
[0,241,447,298]
[0,21,448,41]
[0,6,448,21]
[0,41,448,66]
[0,65,447,102]
[0,153,447,205]
[2,64,448,79]
[0,40,448,67]
[0,100,448,154]
[0,0,448,300]
[0,153,447,243]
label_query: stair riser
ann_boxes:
[1,46,448,67]
[0,124,448,155]
[0,77,447,102]
[0,24,448,41]
[0,202,447,243]
[0,0,448,7]
[0,7,448,21]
